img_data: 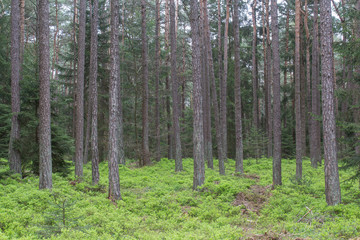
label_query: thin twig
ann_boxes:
[297,207,314,223]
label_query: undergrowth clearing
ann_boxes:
[0,158,360,239]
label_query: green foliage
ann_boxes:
[1,158,360,239]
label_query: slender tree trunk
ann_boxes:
[200,0,212,169]
[305,0,311,159]
[202,0,220,168]
[108,0,121,200]
[75,0,86,178]
[354,0,360,185]
[90,0,99,185]
[218,0,230,175]
[300,19,307,158]
[271,0,281,186]
[165,0,172,159]
[155,0,161,162]
[190,0,205,190]
[310,0,321,167]
[141,0,151,166]
[252,0,259,129]
[9,0,22,175]
[283,5,289,128]
[233,0,244,174]
[265,0,273,158]
[170,0,182,171]
[72,0,77,140]
[320,0,341,205]
[295,0,302,180]
[38,0,52,189]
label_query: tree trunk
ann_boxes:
[108,0,122,201]
[155,0,161,162]
[295,0,302,180]
[200,0,213,170]
[38,0,52,189]
[75,0,86,178]
[354,0,360,185]
[190,0,205,190]
[165,0,172,160]
[141,0,151,166]
[233,0,244,174]
[320,0,341,205]
[305,0,311,159]
[219,0,230,175]
[202,0,220,169]
[252,0,258,130]
[170,0,182,171]
[90,0,99,185]
[265,0,273,158]
[310,0,321,168]
[9,0,22,175]
[271,0,282,186]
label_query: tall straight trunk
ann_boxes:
[295,0,302,180]
[38,0,52,189]
[218,0,230,175]
[200,0,212,169]
[217,0,224,163]
[190,0,205,190]
[165,0,172,159]
[90,0,99,185]
[72,0,77,140]
[354,0,360,181]
[262,0,267,136]
[155,0,161,162]
[320,0,341,205]
[283,6,289,128]
[310,0,321,167]
[170,0,182,171]
[300,19,307,157]
[233,0,244,173]
[141,0,151,166]
[305,0,311,158]
[252,0,259,129]
[202,0,220,168]
[9,0,22,175]
[217,0,222,90]
[271,0,281,185]
[108,0,121,200]
[265,0,273,158]
[75,0,86,178]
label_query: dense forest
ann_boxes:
[1,0,360,238]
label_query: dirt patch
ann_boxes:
[181,206,192,216]
[242,174,261,182]
[233,185,272,215]
[245,230,308,240]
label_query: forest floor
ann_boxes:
[1,157,360,239]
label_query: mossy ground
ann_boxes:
[0,157,360,239]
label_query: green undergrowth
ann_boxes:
[0,157,360,239]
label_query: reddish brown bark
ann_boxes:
[233,0,244,173]
[190,0,205,189]
[9,0,22,175]
[271,0,282,186]
[320,0,341,205]
[38,0,52,189]
[295,0,302,180]
[141,0,151,166]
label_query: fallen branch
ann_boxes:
[297,207,314,223]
